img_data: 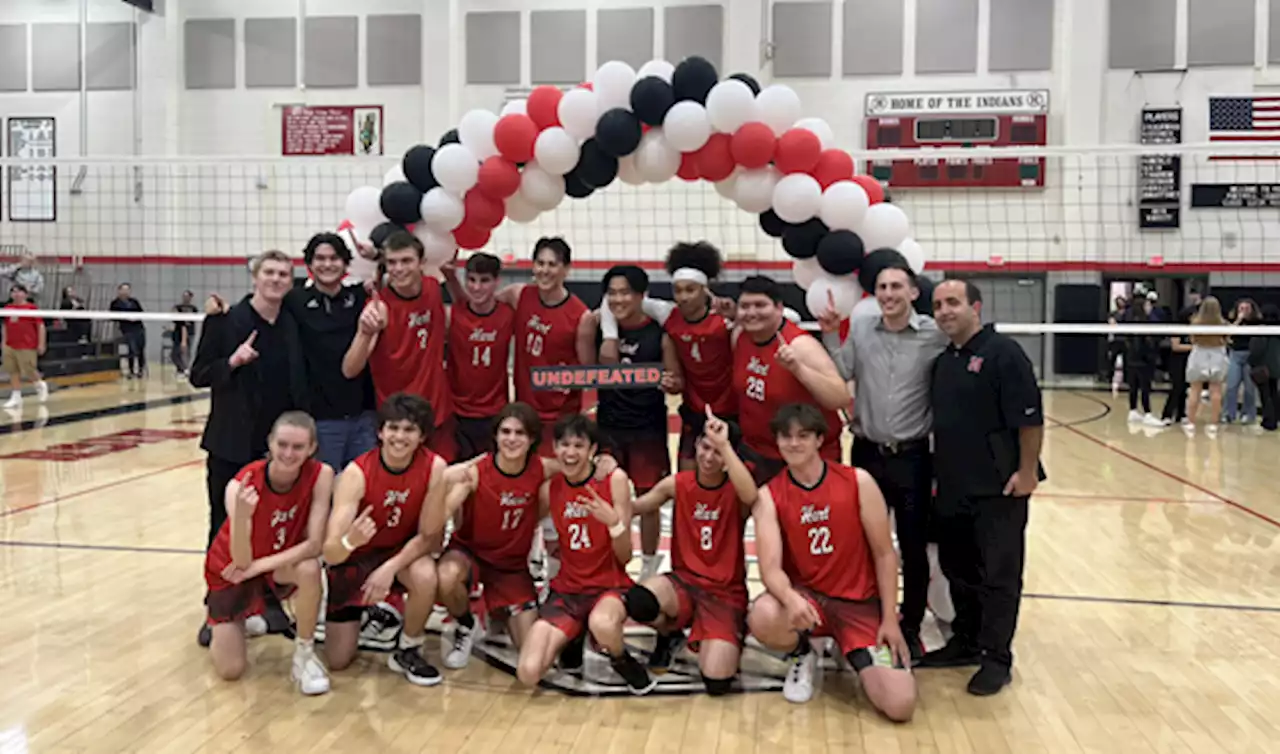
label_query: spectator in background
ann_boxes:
[3,284,48,410]
[60,286,90,343]
[1249,304,1280,432]
[1123,297,1163,427]
[1185,297,1230,437]
[172,290,198,376]
[109,283,146,378]
[2,253,44,303]
[1105,296,1128,383]
[1223,299,1262,425]
[1161,305,1193,427]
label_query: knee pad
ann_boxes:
[624,584,661,623]
[702,674,734,696]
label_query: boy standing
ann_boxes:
[3,284,48,409]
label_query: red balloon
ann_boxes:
[694,133,735,182]
[493,114,538,163]
[730,122,777,169]
[464,190,505,230]
[527,85,563,130]
[579,81,594,91]
[775,129,822,175]
[453,223,492,250]
[476,156,521,199]
[852,174,885,204]
[677,152,701,181]
[813,149,855,189]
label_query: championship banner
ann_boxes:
[531,364,663,390]
[6,117,56,222]
[282,106,384,156]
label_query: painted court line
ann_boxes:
[0,459,202,518]
[0,540,203,556]
[1035,492,1221,504]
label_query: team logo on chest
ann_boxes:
[800,504,830,525]
[564,497,593,518]
[270,505,299,528]
[408,311,431,328]
[747,356,770,377]
[618,340,640,358]
[384,489,410,507]
[499,491,529,508]
[470,327,498,343]
[693,501,722,521]
[527,314,552,335]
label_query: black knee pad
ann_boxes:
[624,584,661,623]
[702,674,734,696]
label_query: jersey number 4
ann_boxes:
[568,522,592,551]
[807,526,833,555]
[746,376,766,402]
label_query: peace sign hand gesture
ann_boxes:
[229,331,259,368]
[345,506,378,549]
[582,485,620,529]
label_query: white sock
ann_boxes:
[399,632,425,651]
[295,637,315,652]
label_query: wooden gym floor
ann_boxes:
[1,378,1279,753]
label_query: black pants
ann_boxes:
[123,329,146,376]
[1260,377,1279,430]
[936,495,1028,669]
[850,438,933,636]
[1127,365,1153,413]
[1161,355,1188,422]
[205,454,243,550]
[170,335,188,372]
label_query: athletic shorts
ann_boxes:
[667,572,748,650]
[430,415,459,464]
[325,547,407,622]
[454,415,494,461]
[600,426,670,491]
[1,346,37,381]
[206,575,295,625]
[1186,346,1229,384]
[446,544,538,617]
[537,589,625,642]
[795,586,882,657]
[676,408,740,465]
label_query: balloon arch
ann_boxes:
[342,56,928,320]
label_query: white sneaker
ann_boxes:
[1143,413,1165,428]
[244,614,268,637]
[782,647,817,704]
[34,381,48,403]
[292,644,331,695]
[443,617,479,669]
[1206,424,1219,437]
[3,392,20,409]
[1127,410,1143,423]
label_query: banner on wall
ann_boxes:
[282,106,384,156]
[1190,183,1280,208]
[6,117,57,222]
[1138,107,1181,230]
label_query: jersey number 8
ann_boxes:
[699,525,713,551]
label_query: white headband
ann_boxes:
[672,267,709,286]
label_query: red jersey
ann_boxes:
[734,320,842,461]
[451,453,545,571]
[670,470,747,592]
[665,306,736,416]
[352,446,437,553]
[513,286,588,420]
[205,458,322,583]
[447,301,515,418]
[767,462,877,601]
[367,279,451,425]
[548,472,633,593]
[3,302,39,350]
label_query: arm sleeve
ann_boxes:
[641,298,676,326]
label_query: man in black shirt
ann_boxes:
[920,280,1044,697]
[172,290,198,375]
[109,283,146,378]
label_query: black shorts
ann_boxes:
[325,548,406,622]
[600,426,670,491]
[739,442,786,486]
[677,407,739,465]
[454,415,494,461]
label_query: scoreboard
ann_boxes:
[864,89,1049,189]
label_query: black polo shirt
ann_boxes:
[931,325,1045,501]
[284,280,374,421]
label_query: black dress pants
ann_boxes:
[205,454,243,549]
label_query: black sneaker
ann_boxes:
[197,622,212,648]
[559,633,586,674]
[359,604,403,651]
[967,663,1012,696]
[918,639,981,668]
[612,652,658,695]
[647,631,686,674]
[388,646,443,687]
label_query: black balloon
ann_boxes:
[782,218,829,259]
[759,210,787,238]
[858,248,909,294]
[380,181,424,225]
[402,144,438,192]
[577,139,619,188]
[728,72,761,96]
[913,274,935,316]
[816,231,866,276]
[564,170,595,199]
[595,108,643,158]
[369,221,405,249]
[672,56,719,104]
[438,128,460,147]
[630,76,676,126]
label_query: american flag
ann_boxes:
[1208,96,1280,160]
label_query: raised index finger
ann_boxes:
[244,330,258,347]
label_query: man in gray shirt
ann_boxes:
[818,261,947,660]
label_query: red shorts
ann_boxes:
[446,544,538,616]
[796,586,882,657]
[537,589,625,642]
[600,426,670,491]
[325,547,406,622]
[431,415,459,463]
[667,572,748,649]
[206,575,295,625]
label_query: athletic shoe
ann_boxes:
[918,639,981,668]
[34,381,48,403]
[443,617,478,669]
[782,647,817,704]
[559,633,586,674]
[388,646,443,687]
[244,615,268,637]
[292,644,331,695]
[1142,413,1165,428]
[612,652,658,695]
[1126,410,1143,423]
[359,603,402,651]
[3,392,21,409]
[647,631,686,674]
[1206,424,1219,437]
[967,663,1012,696]
[197,622,212,648]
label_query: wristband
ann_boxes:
[341,534,356,552]
[608,521,627,539]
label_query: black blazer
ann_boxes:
[190,297,309,464]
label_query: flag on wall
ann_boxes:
[1208,96,1280,161]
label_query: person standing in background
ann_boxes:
[172,290,198,376]
[1185,297,1230,437]
[1249,304,1280,432]
[109,283,146,378]
[1123,297,1163,427]
[1161,296,1197,426]
[2,253,44,303]
[3,284,48,410]
[1223,299,1261,425]
[60,286,90,343]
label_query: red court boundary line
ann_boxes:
[1035,492,1220,504]
[0,459,202,518]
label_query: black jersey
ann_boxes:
[596,317,667,433]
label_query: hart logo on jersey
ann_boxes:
[746,357,770,377]
[800,504,831,525]
[470,327,498,343]
[407,311,431,328]
[692,502,722,521]
[383,489,410,507]
[564,499,593,519]
[270,505,299,528]
[499,491,529,508]
[526,314,553,335]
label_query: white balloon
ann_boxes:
[852,295,881,319]
[662,101,712,152]
[593,60,637,113]
[898,238,926,274]
[756,84,803,137]
[519,163,566,210]
[558,88,600,141]
[616,153,646,186]
[861,203,912,251]
[793,117,835,150]
[792,257,823,290]
[818,181,871,232]
[505,192,541,223]
[713,171,739,200]
[414,226,457,269]
[418,187,465,232]
[634,129,681,183]
[345,186,385,228]
[772,173,822,224]
[501,99,528,117]
[533,127,580,175]
[432,144,480,194]
[636,59,675,83]
[706,79,759,133]
[734,166,780,213]
[458,109,500,160]
[383,164,407,187]
[805,276,861,321]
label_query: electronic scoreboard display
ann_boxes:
[864,89,1049,189]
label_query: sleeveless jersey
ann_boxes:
[767,463,877,601]
[447,301,515,418]
[670,470,747,592]
[513,286,588,420]
[352,446,437,553]
[206,458,322,575]
[733,320,842,460]
[367,279,451,425]
[450,454,545,571]
[595,317,667,433]
[665,306,737,416]
[548,473,633,593]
